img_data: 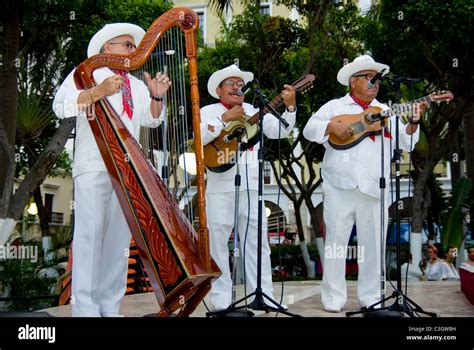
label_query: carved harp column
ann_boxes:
[73,8,220,317]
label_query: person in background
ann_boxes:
[461,245,474,270]
[443,244,460,280]
[400,252,423,282]
[425,244,449,281]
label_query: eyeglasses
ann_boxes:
[108,41,136,50]
[220,80,245,88]
[352,73,375,80]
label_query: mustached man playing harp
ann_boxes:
[53,23,171,317]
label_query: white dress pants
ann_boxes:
[321,181,388,309]
[72,172,131,316]
[206,190,275,309]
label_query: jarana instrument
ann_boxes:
[328,91,454,150]
[203,74,315,173]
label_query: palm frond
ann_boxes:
[441,177,472,251]
[16,91,52,142]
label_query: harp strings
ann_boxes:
[132,28,196,224]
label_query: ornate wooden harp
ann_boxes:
[73,8,220,317]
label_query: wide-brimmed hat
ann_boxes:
[87,23,145,58]
[207,64,254,99]
[337,55,390,86]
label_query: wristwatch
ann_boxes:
[151,95,163,102]
[286,105,296,113]
[409,117,421,125]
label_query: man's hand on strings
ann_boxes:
[410,101,429,124]
[327,119,354,140]
[222,106,246,123]
[144,72,172,98]
[98,75,124,96]
[406,101,428,135]
[281,84,296,110]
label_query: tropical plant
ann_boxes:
[0,238,57,311]
[440,177,472,252]
[0,0,171,243]
[361,0,474,236]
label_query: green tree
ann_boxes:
[0,0,171,243]
[198,1,363,276]
[268,1,363,273]
[361,0,474,265]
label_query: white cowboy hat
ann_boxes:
[207,64,254,99]
[87,23,145,58]
[337,55,390,86]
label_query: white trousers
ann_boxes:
[321,181,388,308]
[206,191,274,309]
[72,172,131,316]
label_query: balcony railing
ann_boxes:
[45,212,64,224]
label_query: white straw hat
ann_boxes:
[87,23,145,58]
[337,55,390,86]
[207,64,254,99]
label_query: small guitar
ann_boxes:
[203,74,315,173]
[328,90,454,150]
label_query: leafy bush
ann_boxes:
[0,226,72,311]
[0,239,57,311]
[270,244,320,280]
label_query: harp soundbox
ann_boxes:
[73,8,220,317]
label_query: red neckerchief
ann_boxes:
[220,101,233,110]
[350,94,392,141]
[220,101,254,151]
[111,69,133,120]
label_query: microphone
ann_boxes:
[367,68,388,89]
[237,80,255,96]
[223,128,245,143]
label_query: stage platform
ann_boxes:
[43,280,473,317]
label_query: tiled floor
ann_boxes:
[44,280,473,317]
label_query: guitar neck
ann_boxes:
[247,94,285,125]
[243,74,315,124]
[381,94,433,116]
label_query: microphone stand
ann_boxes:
[208,86,299,317]
[253,88,290,129]
[206,131,255,317]
[347,75,436,318]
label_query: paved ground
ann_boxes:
[44,280,474,317]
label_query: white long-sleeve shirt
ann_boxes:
[200,102,296,193]
[426,260,451,281]
[53,67,163,178]
[303,93,419,199]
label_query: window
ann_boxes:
[44,193,54,218]
[259,2,272,16]
[195,9,206,44]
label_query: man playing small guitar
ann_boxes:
[303,55,428,313]
[200,64,296,312]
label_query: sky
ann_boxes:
[359,0,372,14]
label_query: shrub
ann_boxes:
[270,244,320,280]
